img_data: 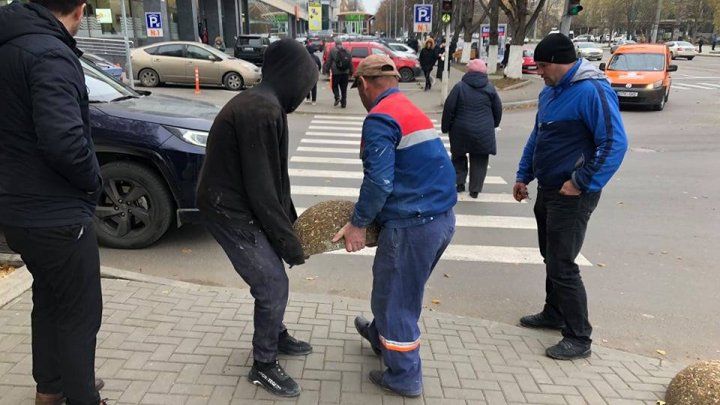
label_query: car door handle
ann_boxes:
[153,58,161,62]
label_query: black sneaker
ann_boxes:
[546,339,591,360]
[469,192,478,198]
[334,99,340,106]
[354,316,381,356]
[369,370,422,397]
[277,330,312,356]
[456,184,465,192]
[248,361,301,397]
[519,312,565,330]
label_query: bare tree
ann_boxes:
[498,0,547,45]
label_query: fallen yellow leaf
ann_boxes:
[431,299,441,304]
[656,349,667,356]
[181,248,192,254]
[596,263,607,267]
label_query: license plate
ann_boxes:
[617,91,638,97]
[527,66,537,70]
[243,47,253,52]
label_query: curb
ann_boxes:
[0,265,31,308]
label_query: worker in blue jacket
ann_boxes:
[333,54,456,397]
[513,33,628,361]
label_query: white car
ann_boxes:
[665,41,697,60]
[388,43,417,59]
[575,42,604,61]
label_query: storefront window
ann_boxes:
[167,0,179,40]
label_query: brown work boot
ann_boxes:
[35,378,105,405]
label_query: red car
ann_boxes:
[322,41,422,82]
[522,47,538,74]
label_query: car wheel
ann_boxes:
[671,53,677,60]
[687,56,695,60]
[94,161,174,249]
[399,67,414,82]
[139,68,160,87]
[223,72,244,90]
[653,92,666,111]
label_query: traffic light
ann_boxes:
[441,0,452,24]
[567,0,583,16]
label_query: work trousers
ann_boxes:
[331,73,349,106]
[364,211,455,394]
[205,220,289,362]
[3,220,102,405]
[534,188,601,345]
[452,153,489,193]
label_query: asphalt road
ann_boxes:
[95,54,719,364]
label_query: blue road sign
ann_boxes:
[414,4,432,24]
[145,12,162,29]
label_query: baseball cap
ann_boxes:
[351,54,401,88]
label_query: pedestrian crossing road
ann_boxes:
[290,115,593,267]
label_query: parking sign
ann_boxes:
[413,5,432,33]
[145,12,163,37]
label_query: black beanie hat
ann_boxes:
[533,33,577,64]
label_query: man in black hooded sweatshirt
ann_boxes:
[0,0,105,404]
[197,38,318,398]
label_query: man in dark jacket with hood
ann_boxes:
[196,39,318,398]
[0,0,106,404]
[328,38,353,108]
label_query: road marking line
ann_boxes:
[298,146,450,155]
[313,115,438,123]
[671,84,690,90]
[289,168,506,184]
[309,125,441,131]
[677,83,714,89]
[301,138,451,148]
[291,156,361,165]
[292,185,517,203]
[326,245,592,266]
[698,82,720,88]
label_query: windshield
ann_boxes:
[677,41,694,47]
[523,49,534,57]
[608,53,665,71]
[81,59,139,102]
[577,42,597,48]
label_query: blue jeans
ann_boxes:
[534,188,601,345]
[205,220,289,362]
[364,210,455,394]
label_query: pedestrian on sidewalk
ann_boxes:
[328,38,352,108]
[712,33,717,51]
[333,54,457,398]
[419,37,436,91]
[513,33,628,361]
[407,33,419,53]
[698,37,705,53]
[435,38,446,81]
[0,0,107,404]
[306,44,321,105]
[196,39,317,398]
[441,59,502,198]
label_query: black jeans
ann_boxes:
[331,73,349,106]
[423,69,432,90]
[3,221,102,405]
[205,220,289,363]
[452,153,489,193]
[534,188,601,345]
[306,82,317,102]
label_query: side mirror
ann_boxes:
[668,64,678,72]
[599,63,606,70]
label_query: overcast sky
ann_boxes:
[363,0,380,14]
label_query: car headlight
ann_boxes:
[646,80,663,89]
[170,127,209,147]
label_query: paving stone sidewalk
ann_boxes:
[0,268,680,405]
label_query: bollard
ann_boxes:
[194,66,200,95]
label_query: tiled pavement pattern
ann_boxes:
[0,269,681,405]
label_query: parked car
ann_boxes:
[81,57,216,248]
[233,34,271,65]
[599,43,677,111]
[575,42,604,61]
[610,38,636,53]
[521,47,537,74]
[665,41,697,60]
[573,34,596,43]
[323,41,422,82]
[131,41,261,90]
[388,42,417,59]
[83,52,124,80]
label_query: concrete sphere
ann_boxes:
[665,360,720,405]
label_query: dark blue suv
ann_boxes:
[82,58,215,249]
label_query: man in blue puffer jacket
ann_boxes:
[512,34,628,361]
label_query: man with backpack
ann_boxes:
[329,38,353,108]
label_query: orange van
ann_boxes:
[599,44,678,111]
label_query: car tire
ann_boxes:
[223,72,244,90]
[94,161,174,249]
[139,68,160,88]
[399,67,414,82]
[671,53,677,60]
[687,56,695,60]
[653,90,666,111]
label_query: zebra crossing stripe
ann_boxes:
[698,82,720,88]
[326,245,592,266]
[677,83,714,89]
[289,168,507,184]
[291,156,361,165]
[292,185,518,203]
[672,84,691,90]
[296,207,535,229]
[312,115,439,123]
[309,125,441,131]
[301,138,452,148]
[298,146,450,155]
